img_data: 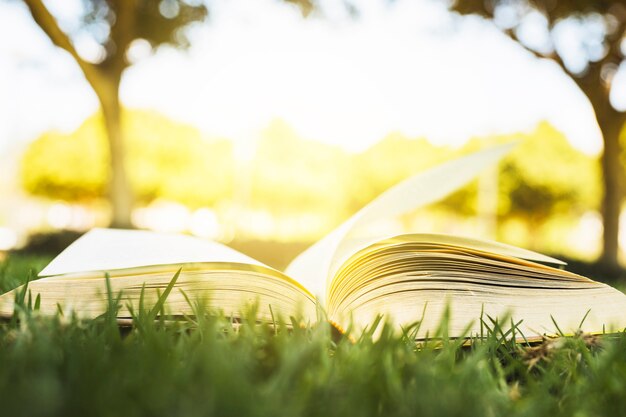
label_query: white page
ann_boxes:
[40,228,267,277]
[285,142,519,298]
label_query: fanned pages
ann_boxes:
[325,234,626,339]
[1,142,626,341]
[285,142,517,297]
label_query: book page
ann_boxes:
[322,233,626,340]
[386,234,565,265]
[285,142,518,299]
[330,232,566,281]
[40,228,268,277]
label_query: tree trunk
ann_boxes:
[575,68,624,270]
[597,112,624,270]
[95,77,134,229]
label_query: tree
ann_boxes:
[21,0,208,227]
[448,0,626,269]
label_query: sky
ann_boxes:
[0,0,609,155]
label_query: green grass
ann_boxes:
[1,254,626,417]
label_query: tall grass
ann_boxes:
[1,254,626,417]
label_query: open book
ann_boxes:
[2,143,625,340]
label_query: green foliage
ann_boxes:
[1,255,626,417]
[21,110,234,208]
[348,133,452,213]
[126,111,234,208]
[421,123,600,228]
[249,120,348,216]
[21,120,108,201]
[21,115,601,252]
[498,122,600,222]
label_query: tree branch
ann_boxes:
[503,28,566,71]
[105,0,136,76]
[21,0,101,86]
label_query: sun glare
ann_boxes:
[0,0,618,260]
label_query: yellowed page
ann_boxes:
[324,236,626,340]
[0,265,317,322]
[40,228,268,277]
[345,284,626,341]
[285,142,517,299]
[332,233,565,280]
[392,234,564,265]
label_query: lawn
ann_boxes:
[1,254,626,417]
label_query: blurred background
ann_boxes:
[1,0,625,277]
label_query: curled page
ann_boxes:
[285,142,520,299]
